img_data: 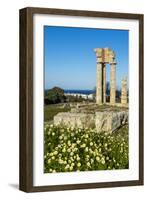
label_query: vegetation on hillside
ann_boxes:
[45,86,93,105]
[45,87,66,105]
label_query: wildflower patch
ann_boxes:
[44,124,128,173]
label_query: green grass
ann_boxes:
[44,124,129,173]
[44,103,128,121]
[44,104,70,121]
[81,104,128,113]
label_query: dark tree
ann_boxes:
[45,87,66,105]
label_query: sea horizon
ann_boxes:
[64,89,94,95]
[45,88,95,95]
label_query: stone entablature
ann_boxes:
[94,48,115,64]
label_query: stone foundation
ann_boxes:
[54,111,128,133]
[54,112,95,129]
[95,111,128,133]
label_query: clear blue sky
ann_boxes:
[44,26,128,90]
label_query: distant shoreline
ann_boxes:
[45,88,95,95]
[64,89,94,95]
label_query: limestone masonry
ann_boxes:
[121,77,128,106]
[54,110,128,133]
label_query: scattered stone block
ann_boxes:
[95,111,128,133]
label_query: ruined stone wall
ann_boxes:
[54,111,128,133]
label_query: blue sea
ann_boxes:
[64,89,94,95]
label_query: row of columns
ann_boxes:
[96,62,116,105]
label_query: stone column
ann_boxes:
[110,62,116,104]
[121,78,127,105]
[103,64,106,103]
[96,62,103,104]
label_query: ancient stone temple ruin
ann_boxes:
[94,47,129,107]
[94,48,116,105]
[53,47,129,133]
